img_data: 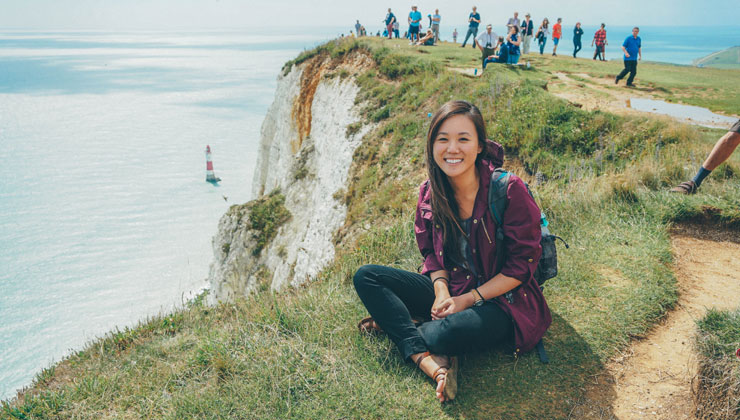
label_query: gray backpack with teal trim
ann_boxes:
[488,168,568,286]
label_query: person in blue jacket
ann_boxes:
[615,27,642,86]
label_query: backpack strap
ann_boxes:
[535,339,550,364]
[488,168,510,226]
[489,168,511,275]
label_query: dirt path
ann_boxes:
[579,229,740,419]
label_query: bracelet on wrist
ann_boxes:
[432,277,449,286]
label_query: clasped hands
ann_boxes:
[431,293,470,320]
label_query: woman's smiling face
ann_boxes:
[432,114,482,180]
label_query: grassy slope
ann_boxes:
[693,46,740,70]
[695,308,740,419]
[4,39,740,420]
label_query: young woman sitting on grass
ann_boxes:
[416,29,436,46]
[353,100,552,403]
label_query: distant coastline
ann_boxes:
[693,46,740,69]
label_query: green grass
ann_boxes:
[694,308,740,420]
[694,46,740,70]
[4,37,740,419]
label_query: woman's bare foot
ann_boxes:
[412,352,457,402]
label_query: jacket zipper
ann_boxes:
[480,218,492,244]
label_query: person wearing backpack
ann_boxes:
[353,100,552,403]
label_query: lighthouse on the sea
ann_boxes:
[205,145,221,184]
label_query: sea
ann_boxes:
[0,25,738,400]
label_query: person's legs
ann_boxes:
[626,60,637,85]
[616,60,630,83]
[353,264,435,360]
[470,27,478,48]
[671,124,740,194]
[508,53,520,64]
[522,35,531,54]
[387,24,393,39]
[481,47,494,66]
[461,27,474,47]
[600,45,606,61]
[574,41,581,57]
[432,24,440,42]
[552,37,559,55]
[417,301,514,356]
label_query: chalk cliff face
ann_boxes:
[208,52,375,303]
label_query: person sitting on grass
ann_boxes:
[670,120,740,194]
[354,100,552,403]
[482,36,508,69]
[416,29,436,46]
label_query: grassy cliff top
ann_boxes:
[4,38,740,419]
[693,46,740,70]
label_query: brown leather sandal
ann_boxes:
[670,180,697,195]
[414,352,458,402]
[357,316,383,334]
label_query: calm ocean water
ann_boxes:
[0,25,737,400]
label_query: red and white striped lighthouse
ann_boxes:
[205,145,221,183]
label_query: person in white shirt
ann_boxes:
[476,24,499,67]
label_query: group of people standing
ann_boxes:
[356,7,644,85]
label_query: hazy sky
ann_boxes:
[1,0,738,30]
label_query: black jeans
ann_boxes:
[617,60,638,84]
[573,41,582,57]
[353,264,513,361]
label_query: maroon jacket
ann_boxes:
[414,141,552,354]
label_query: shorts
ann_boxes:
[409,25,420,35]
[553,37,560,45]
[731,119,740,133]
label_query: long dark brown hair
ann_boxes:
[425,100,490,268]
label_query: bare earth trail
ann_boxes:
[577,229,740,419]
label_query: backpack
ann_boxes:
[488,168,569,363]
[488,168,568,286]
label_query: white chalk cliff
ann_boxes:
[208,53,374,303]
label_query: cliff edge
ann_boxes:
[207,50,375,302]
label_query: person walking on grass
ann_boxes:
[506,25,521,64]
[394,20,400,38]
[551,18,562,56]
[432,9,442,43]
[615,27,641,86]
[354,100,552,403]
[385,8,396,40]
[535,18,550,55]
[592,23,607,60]
[520,13,534,54]
[408,5,422,44]
[671,120,740,194]
[573,22,584,57]
[453,28,458,43]
[461,6,481,48]
[477,24,499,67]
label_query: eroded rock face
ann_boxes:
[208,52,374,303]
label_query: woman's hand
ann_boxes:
[431,293,450,320]
[431,295,471,319]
